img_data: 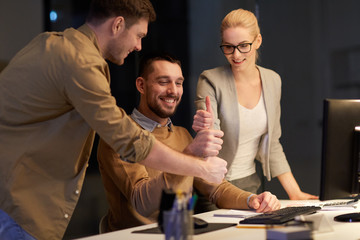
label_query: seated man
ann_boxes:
[97,53,281,232]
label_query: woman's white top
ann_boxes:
[225,92,268,181]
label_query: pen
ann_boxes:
[188,193,198,210]
[347,198,358,204]
[236,225,285,229]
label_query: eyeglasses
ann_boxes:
[220,38,256,55]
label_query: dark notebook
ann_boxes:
[132,223,236,235]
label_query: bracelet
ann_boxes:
[247,194,255,208]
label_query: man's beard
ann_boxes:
[148,96,181,118]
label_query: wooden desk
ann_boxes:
[76,200,360,240]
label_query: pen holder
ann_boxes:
[163,209,193,240]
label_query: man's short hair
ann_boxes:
[86,0,156,27]
[139,52,182,78]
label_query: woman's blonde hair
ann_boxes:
[221,8,260,40]
[221,9,261,60]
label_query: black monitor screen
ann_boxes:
[320,99,360,200]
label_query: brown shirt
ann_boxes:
[97,109,252,232]
[0,24,154,239]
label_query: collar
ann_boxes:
[77,24,101,53]
[131,108,173,132]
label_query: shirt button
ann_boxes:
[75,190,80,195]
[64,214,69,219]
[157,124,161,128]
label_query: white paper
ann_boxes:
[320,206,357,211]
[213,209,261,218]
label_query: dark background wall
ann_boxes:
[1,0,360,239]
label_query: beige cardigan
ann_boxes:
[195,65,291,181]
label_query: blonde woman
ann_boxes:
[194,9,317,202]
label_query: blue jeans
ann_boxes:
[0,209,36,240]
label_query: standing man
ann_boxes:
[0,1,227,239]
[97,52,281,232]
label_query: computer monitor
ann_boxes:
[320,99,360,201]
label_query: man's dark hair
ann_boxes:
[86,0,156,27]
[139,52,182,78]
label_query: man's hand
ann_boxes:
[248,192,281,213]
[184,129,224,157]
[193,96,214,132]
[199,156,227,184]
